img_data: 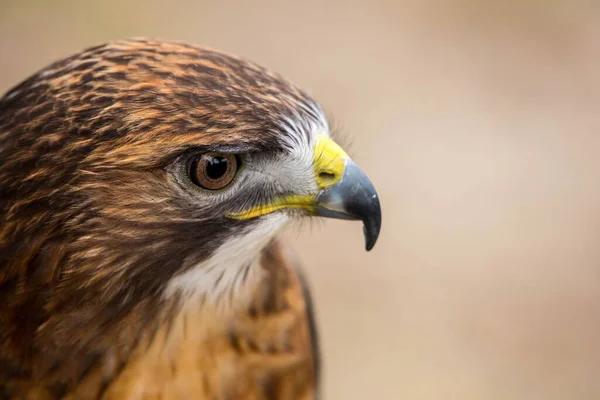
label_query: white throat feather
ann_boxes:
[163,214,289,314]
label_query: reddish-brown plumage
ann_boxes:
[0,39,321,399]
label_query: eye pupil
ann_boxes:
[206,156,228,180]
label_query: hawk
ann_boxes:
[0,38,381,399]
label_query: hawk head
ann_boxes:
[0,38,380,380]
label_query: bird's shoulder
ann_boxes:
[98,238,320,400]
[4,238,321,400]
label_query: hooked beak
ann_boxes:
[314,159,381,251]
[227,136,382,251]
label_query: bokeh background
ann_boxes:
[2,0,600,398]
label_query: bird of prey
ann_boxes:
[0,38,381,399]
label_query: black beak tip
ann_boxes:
[365,229,377,251]
[362,203,381,252]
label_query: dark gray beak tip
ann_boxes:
[349,187,381,251]
[365,228,377,251]
[363,196,381,251]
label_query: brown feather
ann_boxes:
[100,239,318,400]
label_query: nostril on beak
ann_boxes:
[318,171,336,184]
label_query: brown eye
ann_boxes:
[189,153,240,190]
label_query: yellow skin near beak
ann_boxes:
[228,136,349,220]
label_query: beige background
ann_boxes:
[2,0,600,398]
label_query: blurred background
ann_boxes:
[2,0,600,398]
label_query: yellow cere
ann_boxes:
[228,136,349,220]
[313,135,348,189]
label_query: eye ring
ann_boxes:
[188,153,240,190]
